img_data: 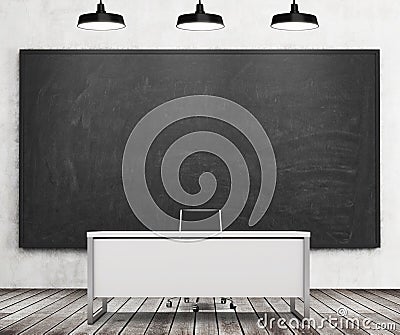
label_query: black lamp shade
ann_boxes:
[271,3,318,31]
[78,2,125,31]
[177,3,224,31]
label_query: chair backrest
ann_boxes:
[179,209,222,232]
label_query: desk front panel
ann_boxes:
[93,238,304,297]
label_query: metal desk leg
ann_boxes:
[290,236,310,320]
[290,297,304,320]
[290,297,296,314]
[303,236,310,319]
[87,236,107,324]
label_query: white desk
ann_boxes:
[87,231,310,324]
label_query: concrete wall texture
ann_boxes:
[0,0,398,288]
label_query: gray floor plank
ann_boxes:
[195,298,218,335]
[323,290,400,335]
[374,290,400,305]
[0,290,74,330]
[0,290,35,307]
[215,297,243,335]
[216,307,243,335]
[311,290,381,335]
[268,298,318,335]
[120,297,162,335]
[282,298,343,335]
[317,290,396,335]
[0,290,15,298]
[169,297,196,335]
[267,298,293,313]
[249,297,290,335]
[45,298,104,335]
[265,298,297,334]
[18,291,88,335]
[359,313,400,334]
[1,290,84,335]
[0,291,398,335]
[0,290,48,311]
[0,290,30,304]
[144,297,178,335]
[354,290,400,312]
[70,297,129,335]
[279,312,319,335]
[322,290,372,314]
[306,294,332,314]
[0,289,75,332]
[234,297,268,335]
[337,290,400,324]
[96,298,145,335]
[0,289,60,314]
[382,290,400,299]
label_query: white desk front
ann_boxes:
[87,231,310,323]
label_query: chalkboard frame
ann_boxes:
[19,49,380,249]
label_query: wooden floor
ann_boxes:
[0,290,399,334]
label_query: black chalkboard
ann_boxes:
[19,50,380,248]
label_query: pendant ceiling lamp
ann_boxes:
[271,0,318,31]
[177,0,224,31]
[77,0,125,31]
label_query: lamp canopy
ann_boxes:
[271,0,318,31]
[177,1,224,31]
[78,0,125,31]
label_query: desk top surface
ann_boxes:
[87,231,310,238]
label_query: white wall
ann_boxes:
[0,0,399,288]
